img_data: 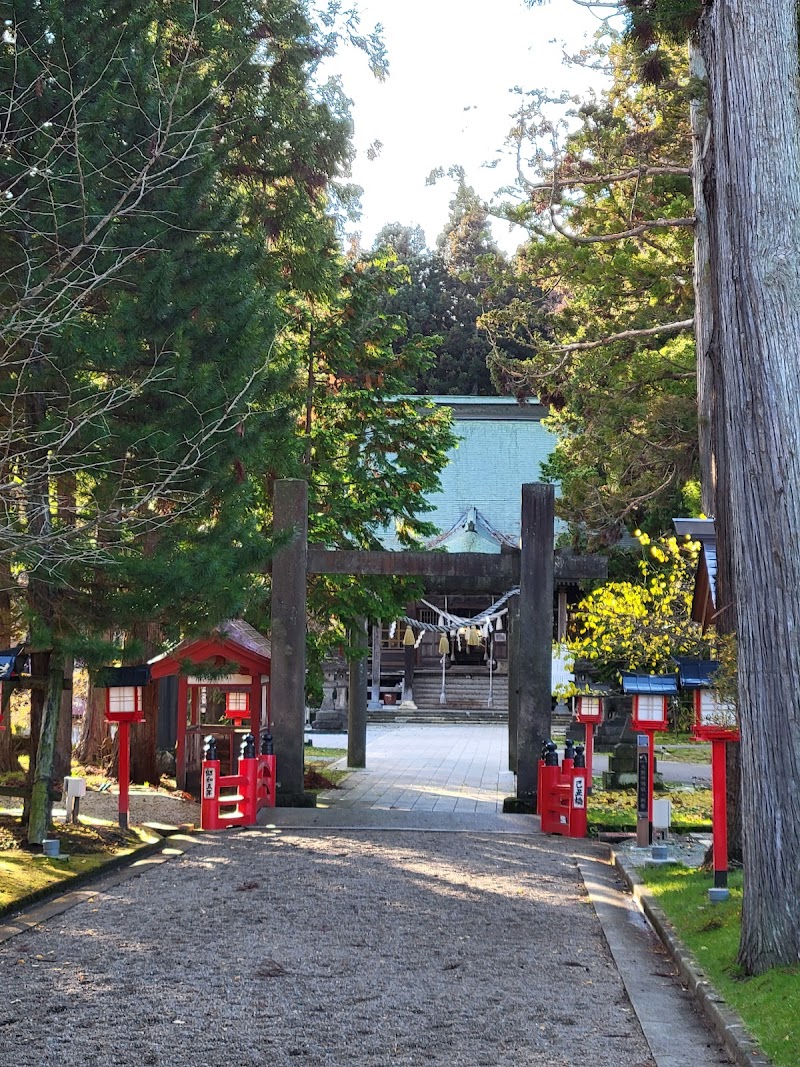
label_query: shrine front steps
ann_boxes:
[367,707,508,725]
[411,670,508,712]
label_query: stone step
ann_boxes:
[412,674,508,711]
[367,708,508,725]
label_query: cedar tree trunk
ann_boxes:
[701,0,800,974]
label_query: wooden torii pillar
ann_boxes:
[269,479,604,809]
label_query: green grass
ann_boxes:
[656,743,712,766]
[0,851,114,909]
[0,826,158,912]
[303,747,350,793]
[641,867,800,1067]
[588,784,712,832]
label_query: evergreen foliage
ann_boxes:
[372,183,528,395]
[486,37,697,544]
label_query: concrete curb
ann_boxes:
[612,850,772,1067]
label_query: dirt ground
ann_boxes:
[0,828,657,1067]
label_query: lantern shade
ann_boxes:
[438,633,450,656]
[403,625,415,647]
[99,665,150,722]
[106,685,144,723]
[675,658,738,741]
[693,689,739,741]
[622,672,676,732]
[576,694,603,724]
[225,690,250,725]
[631,693,668,730]
[226,691,248,713]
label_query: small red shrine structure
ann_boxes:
[149,620,271,792]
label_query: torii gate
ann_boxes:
[269,479,606,809]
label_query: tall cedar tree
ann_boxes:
[372,184,529,395]
[525,0,800,975]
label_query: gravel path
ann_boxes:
[0,829,656,1067]
[74,788,200,828]
[1,788,200,830]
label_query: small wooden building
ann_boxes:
[150,620,271,793]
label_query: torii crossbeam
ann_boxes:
[269,479,605,808]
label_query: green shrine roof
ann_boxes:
[381,396,561,551]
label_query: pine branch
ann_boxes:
[522,164,692,193]
[548,318,694,353]
[548,205,695,243]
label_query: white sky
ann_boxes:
[323,0,613,254]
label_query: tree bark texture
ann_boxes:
[75,679,109,766]
[53,657,74,785]
[0,554,19,773]
[689,40,715,514]
[689,34,743,863]
[28,653,65,845]
[24,651,47,823]
[701,0,800,973]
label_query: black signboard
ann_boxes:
[637,752,649,819]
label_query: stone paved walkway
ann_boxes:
[314,723,514,813]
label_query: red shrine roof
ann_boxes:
[148,619,271,680]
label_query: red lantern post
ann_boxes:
[575,695,603,795]
[623,673,676,847]
[675,659,739,899]
[692,688,739,899]
[102,667,149,830]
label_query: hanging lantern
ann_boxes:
[576,694,603,724]
[438,633,450,656]
[100,666,150,723]
[403,625,415,647]
[225,690,250,726]
[467,626,482,647]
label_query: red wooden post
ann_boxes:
[569,764,588,838]
[249,675,260,740]
[176,675,188,790]
[711,738,729,888]
[584,722,594,795]
[200,757,221,830]
[118,719,130,830]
